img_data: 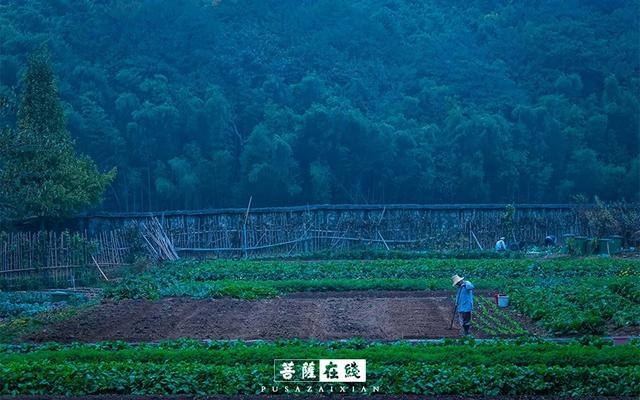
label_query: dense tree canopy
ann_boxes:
[0,0,638,211]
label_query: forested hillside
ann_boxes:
[0,0,638,211]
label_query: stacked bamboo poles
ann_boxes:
[138,217,179,261]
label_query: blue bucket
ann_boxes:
[497,295,510,308]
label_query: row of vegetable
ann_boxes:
[103,257,637,299]
[0,291,91,342]
[0,338,637,396]
[472,296,528,336]
[2,337,636,366]
[0,291,85,320]
[122,257,636,282]
[510,278,640,334]
[279,248,525,260]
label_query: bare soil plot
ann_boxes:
[26,291,540,342]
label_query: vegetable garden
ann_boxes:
[103,257,640,336]
[0,255,638,398]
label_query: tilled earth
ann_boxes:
[26,290,537,342]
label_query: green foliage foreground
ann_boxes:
[0,339,638,396]
[104,258,640,335]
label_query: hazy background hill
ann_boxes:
[0,0,638,210]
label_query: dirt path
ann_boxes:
[26,291,531,342]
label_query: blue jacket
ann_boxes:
[456,280,475,312]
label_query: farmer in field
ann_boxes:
[452,274,474,336]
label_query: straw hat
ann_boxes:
[451,274,464,286]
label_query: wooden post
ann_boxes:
[91,254,109,281]
[471,230,483,250]
[377,230,390,251]
[242,196,252,258]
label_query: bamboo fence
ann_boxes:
[113,204,590,257]
[7,204,634,271]
[0,230,131,289]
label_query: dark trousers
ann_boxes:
[459,311,472,335]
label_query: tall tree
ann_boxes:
[0,50,115,221]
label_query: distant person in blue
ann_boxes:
[452,274,474,336]
[544,235,557,247]
[495,236,507,252]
